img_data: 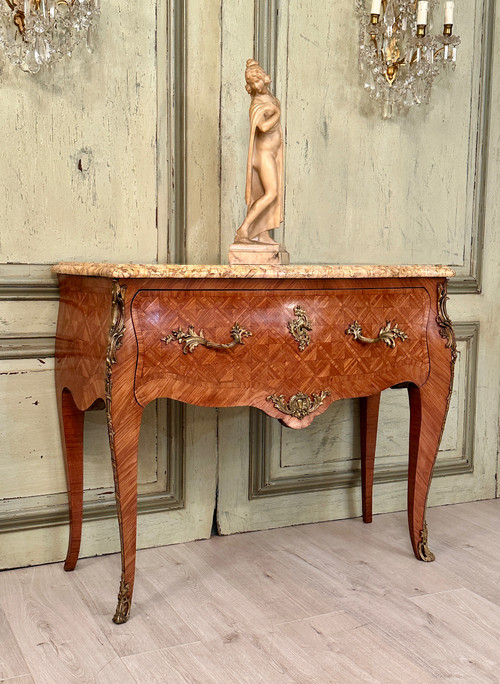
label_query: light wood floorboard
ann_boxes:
[0,605,31,680]
[70,555,201,657]
[0,565,135,683]
[0,499,499,683]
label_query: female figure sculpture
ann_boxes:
[235,59,284,245]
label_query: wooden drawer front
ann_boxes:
[131,287,431,405]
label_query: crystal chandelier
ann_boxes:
[0,0,99,74]
[356,0,460,117]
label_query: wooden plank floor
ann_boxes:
[0,499,499,683]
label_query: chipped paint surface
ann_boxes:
[0,2,158,265]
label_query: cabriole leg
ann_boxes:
[407,378,450,562]
[359,393,381,524]
[107,399,143,624]
[57,388,85,572]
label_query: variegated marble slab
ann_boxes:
[53,262,455,279]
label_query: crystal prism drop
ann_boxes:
[384,0,396,28]
[40,37,51,61]
[383,100,394,119]
[86,25,95,53]
[21,48,41,73]
[364,69,375,91]
[34,34,42,64]
[414,76,425,104]
[404,89,414,108]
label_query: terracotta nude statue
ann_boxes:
[235,59,284,245]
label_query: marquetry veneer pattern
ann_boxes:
[133,287,430,410]
[55,277,111,410]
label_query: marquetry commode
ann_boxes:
[53,262,456,623]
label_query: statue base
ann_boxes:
[228,242,290,265]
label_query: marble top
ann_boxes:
[53,262,455,279]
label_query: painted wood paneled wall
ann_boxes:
[0,0,221,568]
[0,1,499,569]
[216,0,500,535]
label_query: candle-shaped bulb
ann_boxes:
[371,0,382,15]
[417,1,429,25]
[444,1,454,25]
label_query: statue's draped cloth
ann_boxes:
[245,100,284,238]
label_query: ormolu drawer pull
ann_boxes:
[346,320,408,348]
[161,323,252,354]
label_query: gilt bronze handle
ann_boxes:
[346,320,408,348]
[161,323,252,354]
